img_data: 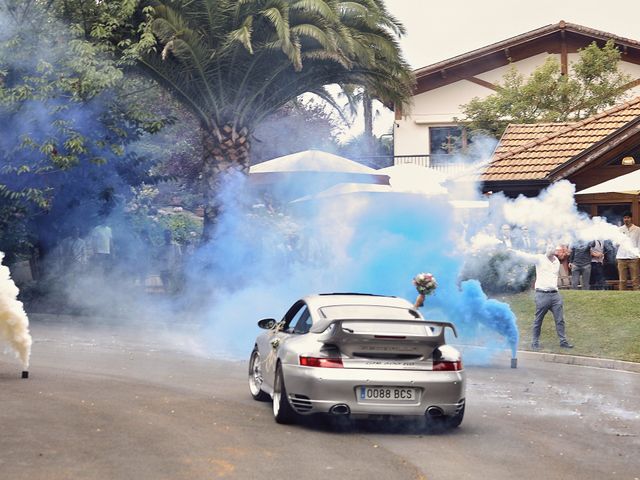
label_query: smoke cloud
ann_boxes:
[0,252,32,368]
[186,167,520,362]
[3,1,628,367]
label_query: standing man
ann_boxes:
[66,227,88,272]
[159,230,182,294]
[569,240,594,290]
[91,222,113,275]
[615,212,640,290]
[590,239,606,290]
[515,225,534,252]
[510,245,574,350]
[498,224,513,249]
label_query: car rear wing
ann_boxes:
[313,319,458,349]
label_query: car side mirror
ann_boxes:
[258,318,277,330]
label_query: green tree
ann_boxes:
[0,0,171,255]
[101,0,414,239]
[461,40,631,138]
[341,85,378,155]
[251,99,341,164]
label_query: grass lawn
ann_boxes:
[496,290,640,363]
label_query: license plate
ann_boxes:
[358,386,418,403]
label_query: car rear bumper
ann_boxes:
[282,364,465,416]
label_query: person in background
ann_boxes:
[556,244,571,288]
[510,245,574,350]
[569,240,594,290]
[133,229,152,289]
[498,224,513,249]
[91,221,113,275]
[615,211,640,290]
[159,230,182,294]
[66,227,88,272]
[515,225,534,252]
[590,239,606,290]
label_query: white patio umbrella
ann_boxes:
[575,169,640,195]
[290,182,393,203]
[290,182,487,211]
[249,150,389,185]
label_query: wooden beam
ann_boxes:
[621,78,640,93]
[466,76,499,91]
[394,104,402,120]
[560,30,568,75]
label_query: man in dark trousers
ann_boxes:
[510,245,574,350]
[569,240,594,290]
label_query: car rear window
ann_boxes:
[319,305,418,320]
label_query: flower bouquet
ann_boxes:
[413,272,437,296]
[413,272,437,308]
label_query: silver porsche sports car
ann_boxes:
[248,293,466,428]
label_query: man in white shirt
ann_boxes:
[616,212,640,290]
[511,245,573,350]
[91,223,113,274]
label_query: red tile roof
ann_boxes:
[492,123,572,156]
[482,97,640,182]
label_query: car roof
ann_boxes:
[303,293,416,312]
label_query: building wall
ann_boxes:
[394,80,488,156]
[618,61,640,98]
[395,53,640,157]
[475,53,550,83]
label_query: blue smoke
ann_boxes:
[193,174,520,362]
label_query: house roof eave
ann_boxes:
[547,116,640,181]
[414,21,640,79]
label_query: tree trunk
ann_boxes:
[363,91,373,139]
[201,124,251,242]
[363,91,374,156]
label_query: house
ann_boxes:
[394,21,640,165]
[482,97,640,225]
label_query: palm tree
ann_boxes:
[137,0,414,239]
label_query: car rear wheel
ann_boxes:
[248,349,270,401]
[272,364,296,424]
[429,404,465,431]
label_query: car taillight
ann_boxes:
[299,356,344,368]
[432,360,463,371]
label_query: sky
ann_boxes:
[350,0,640,138]
[385,0,640,69]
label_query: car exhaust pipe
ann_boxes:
[329,404,350,415]
[426,406,444,417]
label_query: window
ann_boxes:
[576,204,592,216]
[287,306,311,334]
[429,126,469,162]
[597,204,631,226]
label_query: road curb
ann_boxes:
[516,350,640,373]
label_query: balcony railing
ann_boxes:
[354,154,484,176]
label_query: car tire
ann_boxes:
[273,364,296,424]
[248,348,270,401]
[446,403,465,428]
[429,404,465,431]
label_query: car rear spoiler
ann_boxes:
[313,319,458,346]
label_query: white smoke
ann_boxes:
[0,252,32,368]
[500,181,634,250]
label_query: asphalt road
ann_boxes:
[1,317,639,480]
